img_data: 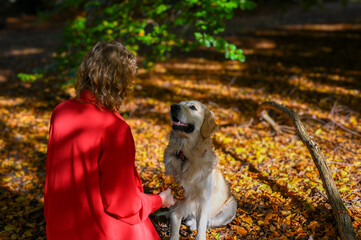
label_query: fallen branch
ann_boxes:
[312,135,358,155]
[259,110,283,135]
[257,101,357,240]
[26,206,43,217]
[314,187,328,201]
[327,161,361,167]
[300,114,361,138]
[259,111,296,135]
[328,100,361,137]
[342,189,360,201]
[330,120,361,138]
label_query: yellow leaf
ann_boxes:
[350,116,357,125]
[2,176,12,182]
[24,230,33,237]
[308,221,320,230]
[235,147,243,154]
[11,234,20,239]
[15,196,26,202]
[265,213,273,221]
[339,170,348,178]
[315,128,322,135]
[231,225,247,236]
[339,186,348,193]
[4,224,16,232]
[241,215,253,225]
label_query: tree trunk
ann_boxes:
[257,101,357,240]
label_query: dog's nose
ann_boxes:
[171,104,180,111]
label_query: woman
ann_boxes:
[44,41,175,240]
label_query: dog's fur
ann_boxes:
[164,101,237,240]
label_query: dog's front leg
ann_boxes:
[170,206,182,240]
[196,202,210,240]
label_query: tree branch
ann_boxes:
[257,101,357,240]
[258,110,283,135]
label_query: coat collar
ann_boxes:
[77,89,125,121]
[79,89,97,103]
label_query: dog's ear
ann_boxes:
[201,108,218,138]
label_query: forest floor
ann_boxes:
[0,2,361,240]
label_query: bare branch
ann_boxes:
[342,189,360,201]
[327,161,361,167]
[257,101,357,240]
[259,110,283,135]
[330,120,361,138]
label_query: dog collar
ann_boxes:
[202,150,208,157]
[176,151,188,162]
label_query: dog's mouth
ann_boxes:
[171,116,195,133]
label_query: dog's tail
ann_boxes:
[155,210,170,218]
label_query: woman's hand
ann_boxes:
[159,188,176,208]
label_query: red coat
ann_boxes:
[44,89,162,240]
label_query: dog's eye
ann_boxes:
[189,105,197,111]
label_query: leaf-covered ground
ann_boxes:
[1,5,361,240]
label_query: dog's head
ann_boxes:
[170,100,218,138]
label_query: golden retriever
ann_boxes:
[163,101,237,240]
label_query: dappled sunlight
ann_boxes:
[0,96,25,107]
[227,36,277,51]
[161,58,246,74]
[121,24,361,237]
[251,39,277,50]
[164,61,223,71]
[6,15,64,30]
[1,9,361,240]
[0,70,12,83]
[288,74,361,98]
[283,23,361,32]
[3,48,45,57]
[254,29,361,40]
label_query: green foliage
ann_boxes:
[17,73,43,83]
[194,33,245,61]
[52,0,256,79]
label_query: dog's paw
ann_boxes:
[185,218,196,231]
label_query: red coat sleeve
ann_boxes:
[44,124,53,222]
[99,119,162,225]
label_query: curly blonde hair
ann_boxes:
[75,41,138,113]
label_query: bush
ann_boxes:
[52,0,256,80]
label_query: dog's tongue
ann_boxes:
[172,121,188,126]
